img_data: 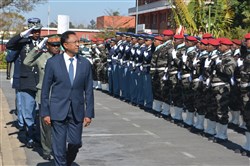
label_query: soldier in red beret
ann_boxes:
[180,36,199,129]
[158,30,175,120]
[170,34,186,125]
[208,38,237,143]
[235,33,250,157]
[191,39,210,134]
[228,38,243,130]
[203,38,220,138]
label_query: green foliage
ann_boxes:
[0,52,7,69]
[172,0,249,38]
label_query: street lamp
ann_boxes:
[135,0,139,33]
[204,0,214,33]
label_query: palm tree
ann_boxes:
[171,0,234,37]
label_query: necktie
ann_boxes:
[69,58,74,85]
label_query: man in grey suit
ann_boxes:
[24,34,61,160]
[41,31,95,166]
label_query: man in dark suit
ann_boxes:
[41,31,95,166]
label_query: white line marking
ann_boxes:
[96,103,102,106]
[103,107,111,110]
[122,118,131,122]
[82,133,150,137]
[113,113,120,116]
[181,152,196,159]
[132,123,141,128]
[144,130,160,138]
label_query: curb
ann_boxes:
[0,89,27,165]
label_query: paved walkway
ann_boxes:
[0,88,26,166]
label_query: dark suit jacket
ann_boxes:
[41,54,94,122]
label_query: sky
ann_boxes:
[21,0,135,27]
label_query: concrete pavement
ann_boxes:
[1,69,250,165]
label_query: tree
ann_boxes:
[49,22,57,28]
[87,19,96,29]
[0,12,25,39]
[69,22,76,29]
[1,0,47,13]
[77,24,85,29]
[104,9,121,16]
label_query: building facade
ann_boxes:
[96,16,135,29]
[128,0,173,34]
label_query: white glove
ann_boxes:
[136,49,141,55]
[162,74,168,81]
[140,66,143,71]
[206,78,210,87]
[177,72,182,80]
[164,67,168,73]
[37,37,48,49]
[204,58,211,68]
[120,59,123,64]
[119,45,124,51]
[172,49,177,59]
[182,54,188,63]
[216,58,222,65]
[193,57,200,66]
[230,77,235,86]
[20,26,35,38]
[108,67,111,71]
[131,49,135,55]
[237,58,243,67]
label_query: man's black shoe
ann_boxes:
[43,154,51,160]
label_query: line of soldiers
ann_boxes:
[79,31,250,157]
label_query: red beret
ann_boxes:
[186,36,197,42]
[245,33,250,40]
[154,36,163,41]
[220,38,233,45]
[97,38,104,42]
[200,39,208,45]
[162,30,174,36]
[174,34,184,39]
[91,38,97,42]
[202,33,213,39]
[208,39,220,46]
[232,39,242,45]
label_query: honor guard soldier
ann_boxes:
[170,34,186,125]
[108,38,117,95]
[191,39,210,133]
[151,36,165,115]
[235,33,250,157]
[112,32,122,97]
[6,18,42,148]
[141,35,154,111]
[228,39,243,128]
[117,33,127,99]
[203,39,220,138]
[135,34,147,107]
[210,38,236,143]
[181,36,199,129]
[129,34,140,105]
[160,30,175,120]
[122,32,133,102]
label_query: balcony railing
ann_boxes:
[128,0,171,15]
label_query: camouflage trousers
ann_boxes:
[206,84,231,124]
[241,86,250,131]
